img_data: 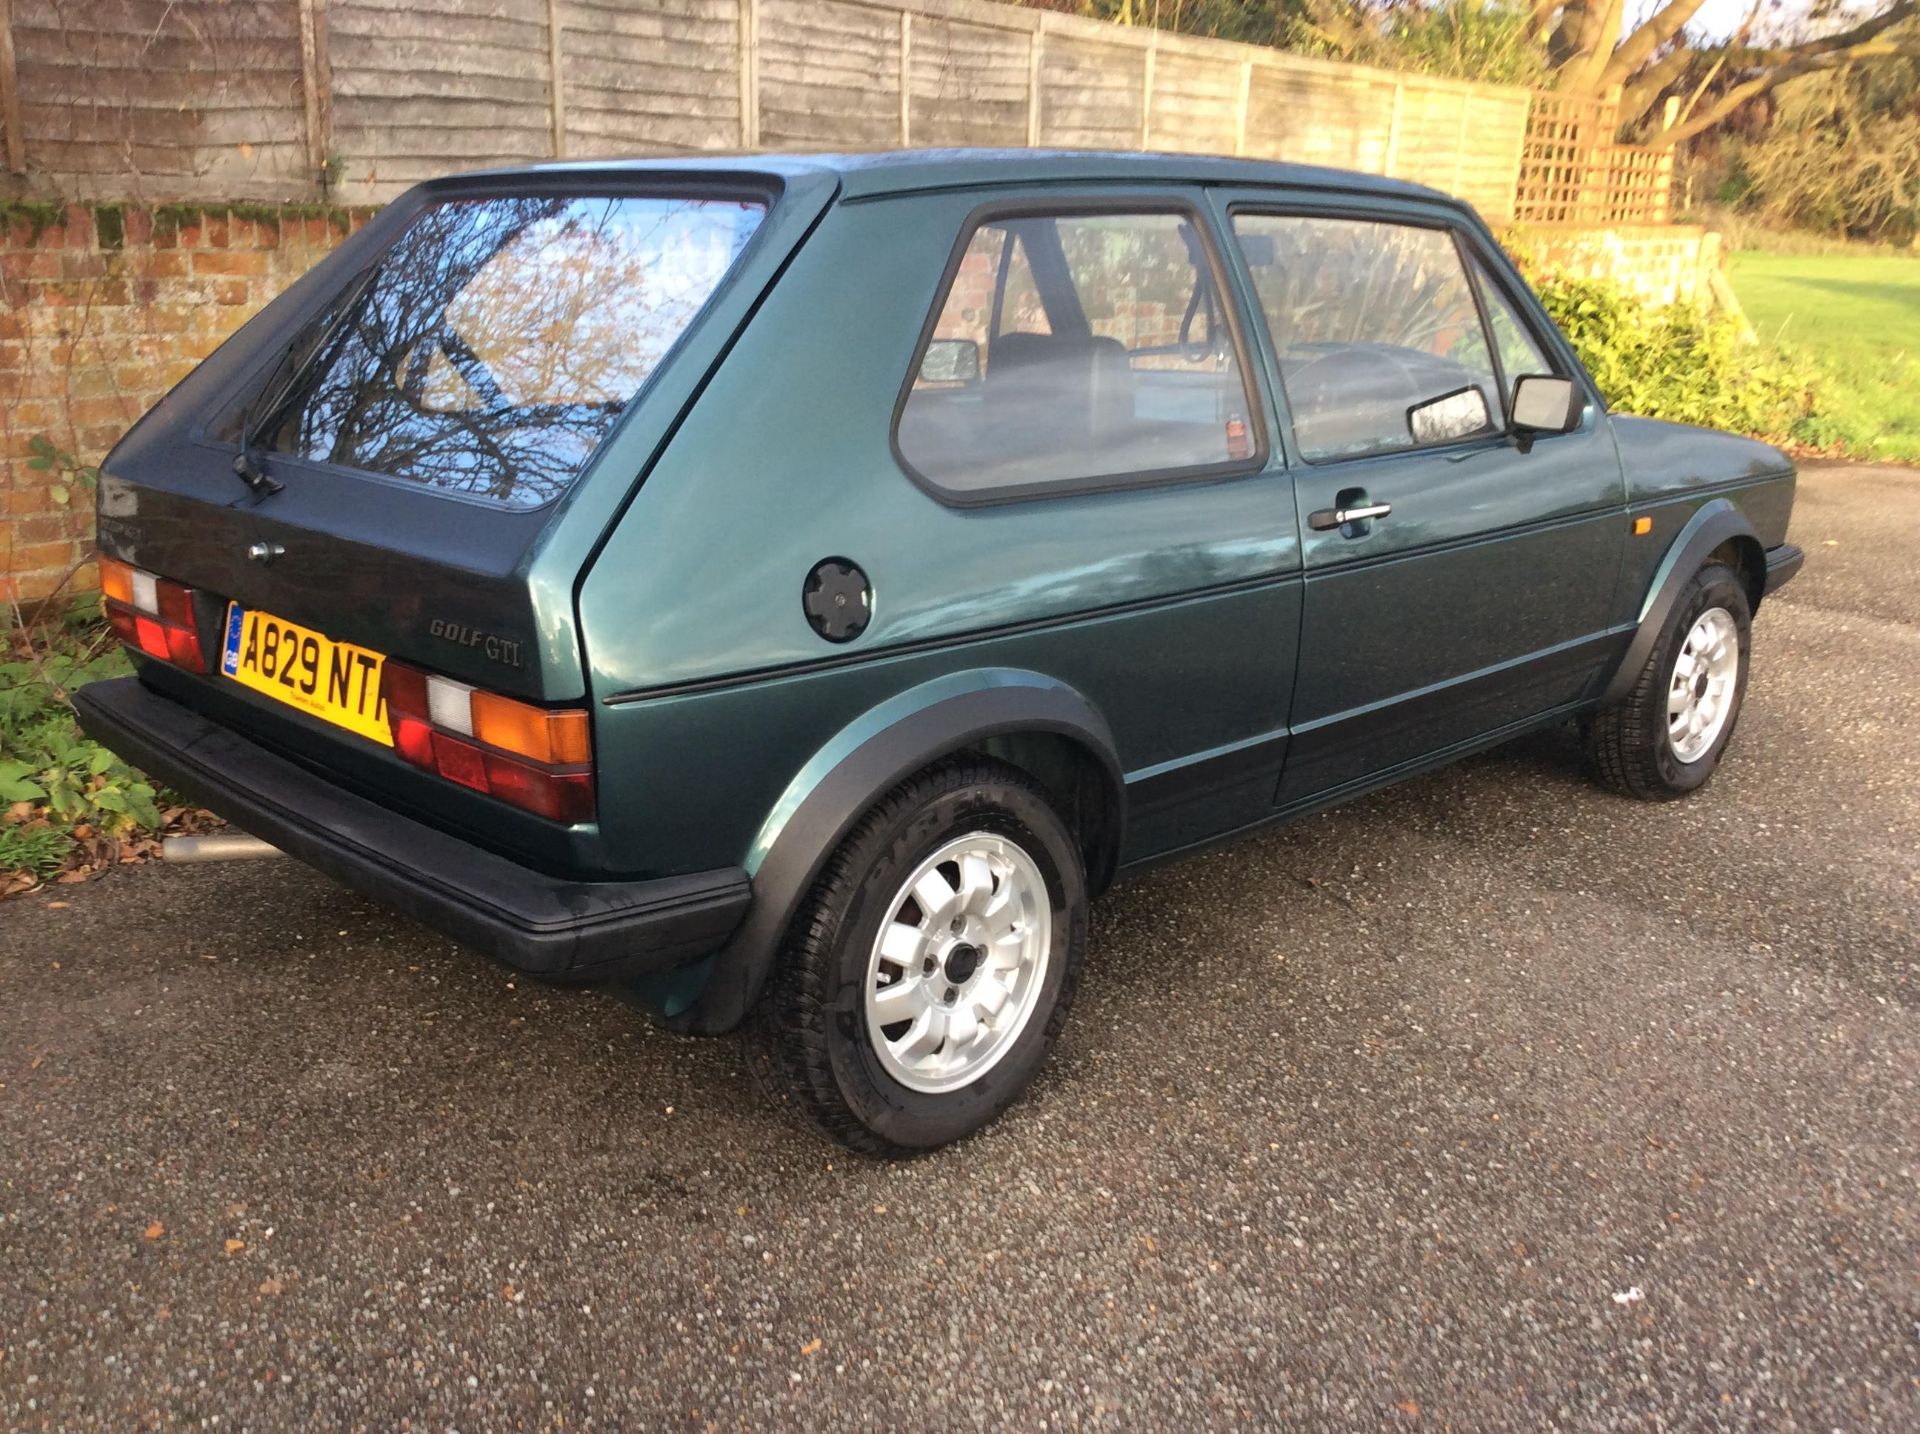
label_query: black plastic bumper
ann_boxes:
[74,677,751,982]
[1764,542,1804,595]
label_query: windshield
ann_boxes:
[256,194,765,509]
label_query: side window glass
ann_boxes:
[1232,214,1501,462]
[1470,253,1556,410]
[898,211,1260,496]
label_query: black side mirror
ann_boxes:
[1510,375,1581,451]
[918,337,981,386]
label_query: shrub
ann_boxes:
[1,602,172,891]
[1524,270,1822,449]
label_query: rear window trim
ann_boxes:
[193,175,785,516]
[889,192,1272,509]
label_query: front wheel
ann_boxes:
[1585,560,1752,799]
[751,758,1087,1156]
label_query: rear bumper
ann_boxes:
[1764,542,1805,595]
[74,676,750,982]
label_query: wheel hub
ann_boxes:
[1667,605,1740,764]
[942,942,982,984]
[862,833,1052,1095]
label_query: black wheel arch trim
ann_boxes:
[665,670,1123,1035]
[1599,499,1767,708]
[1763,542,1805,595]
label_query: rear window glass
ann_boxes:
[257,195,764,509]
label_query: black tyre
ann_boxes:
[751,757,1087,1157]
[1586,561,1752,799]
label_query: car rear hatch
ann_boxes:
[95,163,838,875]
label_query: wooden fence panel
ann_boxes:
[1244,59,1396,174]
[558,0,740,156]
[0,0,1664,229]
[9,0,307,198]
[907,13,1029,148]
[757,0,900,150]
[1145,47,1238,155]
[1036,26,1141,150]
[329,0,554,191]
[1388,82,1530,221]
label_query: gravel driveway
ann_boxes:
[3,462,1914,1429]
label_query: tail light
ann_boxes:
[100,556,209,672]
[380,661,594,824]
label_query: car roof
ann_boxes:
[450,147,1462,210]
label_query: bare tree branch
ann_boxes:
[1619,44,1696,125]
[1558,0,1631,91]
[1717,0,1915,69]
[1649,28,1917,147]
[1527,0,1564,42]
[1600,0,1713,88]
[1675,51,1727,125]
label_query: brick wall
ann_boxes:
[1507,224,1722,308]
[0,203,371,606]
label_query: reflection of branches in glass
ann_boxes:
[271,196,763,508]
[1239,217,1489,368]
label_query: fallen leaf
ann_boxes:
[45,901,68,910]
[872,1204,887,1215]
[258,1277,283,1296]
[225,1238,246,1255]
[144,1220,166,1241]
[800,1338,823,1357]
[1397,1399,1421,1417]
[29,1056,42,1070]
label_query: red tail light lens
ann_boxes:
[482,754,595,825]
[163,622,206,670]
[100,556,209,673]
[429,731,490,792]
[380,660,595,824]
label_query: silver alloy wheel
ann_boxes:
[1667,605,1740,763]
[863,832,1052,1095]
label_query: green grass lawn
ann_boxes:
[1727,251,1920,463]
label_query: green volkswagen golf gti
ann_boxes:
[78,150,1802,1154]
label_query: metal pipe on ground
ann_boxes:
[161,834,285,863]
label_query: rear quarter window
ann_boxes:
[896,208,1262,500]
[256,194,765,509]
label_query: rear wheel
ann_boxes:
[752,758,1086,1156]
[1585,561,1752,799]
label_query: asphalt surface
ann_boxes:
[3,463,1915,1430]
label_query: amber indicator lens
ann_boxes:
[99,557,209,673]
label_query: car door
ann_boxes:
[1211,192,1628,805]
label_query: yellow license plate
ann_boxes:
[219,603,392,747]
